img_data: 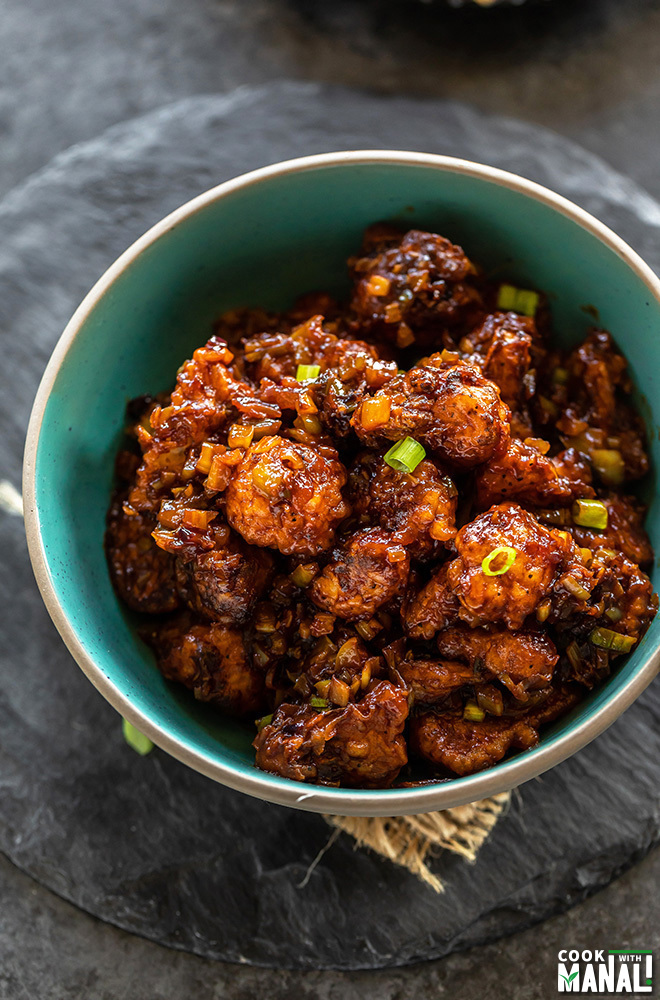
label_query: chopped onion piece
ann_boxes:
[463,701,485,722]
[227,423,255,449]
[328,676,350,708]
[366,274,391,296]
[476,687,504,717]
[360,396,392,430]
[290,563,317,588]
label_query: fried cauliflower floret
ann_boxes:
[351,364,510,468]
[410,712,538,776]
[475,440,594,509]
[403,563,461,639]
[395,658,476,706]
[349,226,482,346]
[436,626,558,701]
[175,529,274,626]
[310,528,410,620]
[350,451,457,556]
[254,681,409,787]
[105,493,179,614]
[106,223,659,792]
[145,618,266,717]
[129,336,280,512]
[225,436,350,557]
[447,502,594,630]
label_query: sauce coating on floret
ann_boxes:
[106,224,657,787]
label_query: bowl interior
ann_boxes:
[32,158,660,807]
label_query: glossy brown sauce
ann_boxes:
[106,224,658,788]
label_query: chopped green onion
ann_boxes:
[565,641,583,671]
[497,283,540,317]
[605,606,623,623]
[290,563,317,588]
[481,545,517,576]
[476,687,503,717]
[384,436,426,473]
[561,575,591,601]
[536,600,551,623]
[255,713,274,733]
[497,284,518,310]
[572,499,609,530]
[296,364,321,382]
[310,696,329,709]
[538,395,559,418]
[122,718,154,756]
[516,290,540,317]
[591,449,626,487]
[552,366,569,385]
[463,700,485,722]
[589,628,636,653]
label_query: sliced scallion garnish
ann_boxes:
[310,696,329,709]
[497,283,540,317]
[572,499,608,530]
[516,290,540,317]
[497,284,517,311]
[122,718,154,756]
[589,628,636,653]
[296,364,321,382]
[591,449,626,487]
[463,700,485,722]
[255,713,274,733]
[481,545,517,577]
[384,436,426,474]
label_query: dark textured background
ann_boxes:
[2,0,660,996]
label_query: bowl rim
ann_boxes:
[23,149,660,817]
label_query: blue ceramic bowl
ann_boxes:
[23,152,660,816]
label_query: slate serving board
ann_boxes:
[2,82,660,970]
